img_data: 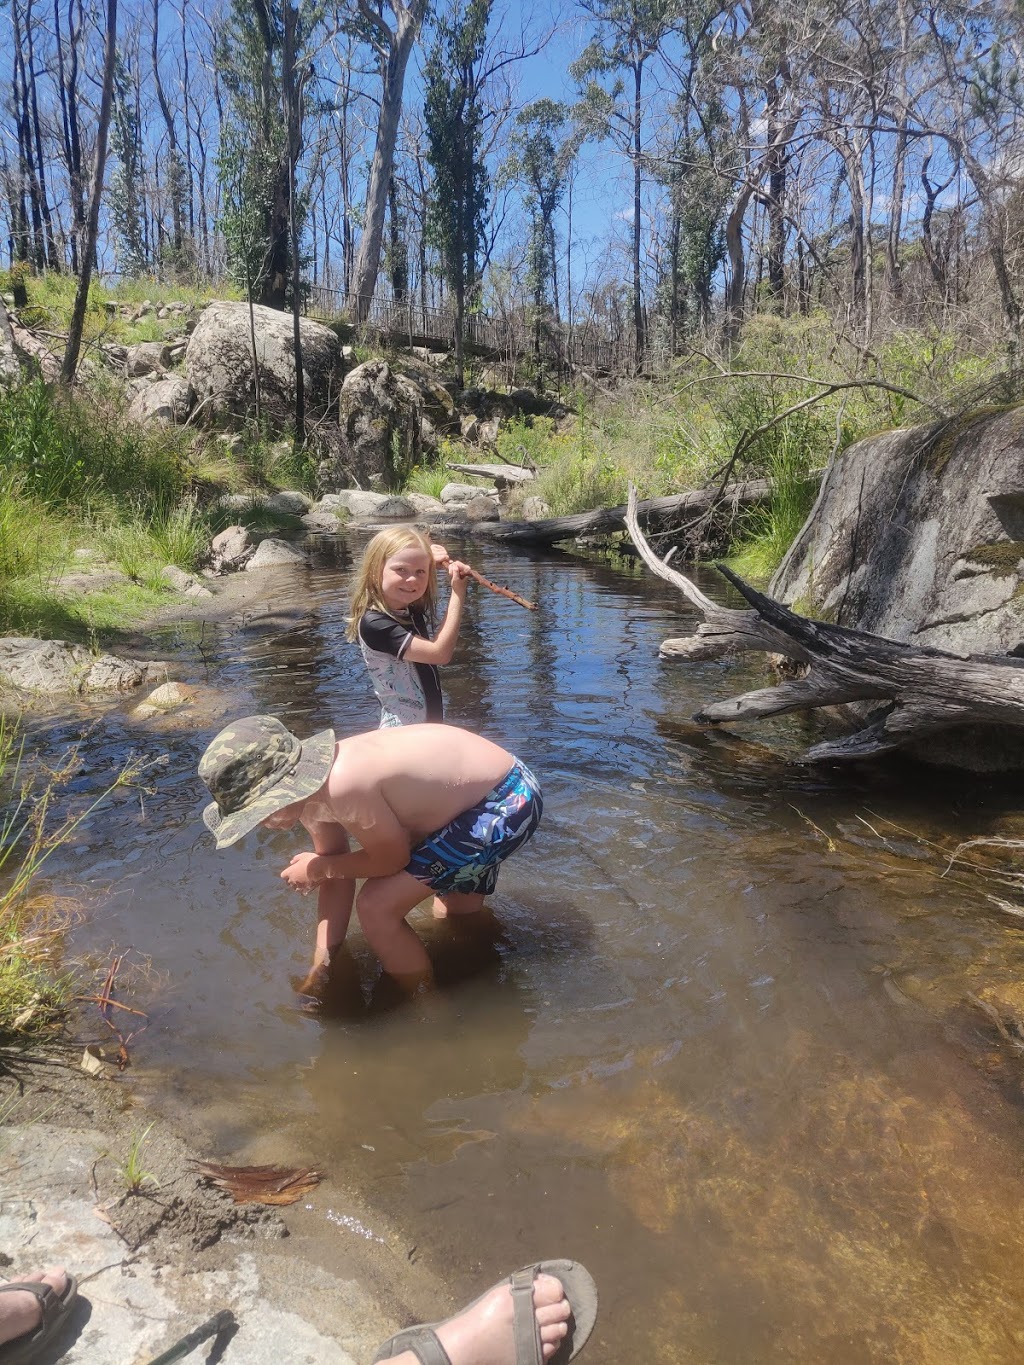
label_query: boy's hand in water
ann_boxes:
[280,851,325,891]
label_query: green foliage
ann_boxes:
[502,101,579,329]
[424,0,491,312]
[725,418,823,582]
[0,474,69,593]
[215,0,314,304]
[405,453,453,499]
[0,379,188,510]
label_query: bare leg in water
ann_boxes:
[431,890,486,920]
[378,1271,572,1365]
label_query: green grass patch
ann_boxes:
[2,579,169,640]
[724,420,822,583]
[0,378,191,510]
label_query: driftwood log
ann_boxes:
[625,486,1024,763]
[441,479,772,546]
[446,461,535,485]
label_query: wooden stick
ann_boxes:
[436,553,537,611]
[464,566,537,611]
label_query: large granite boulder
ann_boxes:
[771,406,1024,769]
[185,302,342,424]
[127,376,195,426]
[773,407,1024,657]
[125,341,172,377]
[0,299,22,383]
[317,360,424,492]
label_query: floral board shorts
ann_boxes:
[405,760,543,896]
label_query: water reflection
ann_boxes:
[23,537,1024,1363]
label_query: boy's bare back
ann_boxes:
[324,724,514,841]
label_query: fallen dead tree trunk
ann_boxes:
[625,485,1024,763]
[449,478,772,546]
[446,461,535,485]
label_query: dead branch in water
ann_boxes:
[624,484,1024,763]
[85,953,149,1069]
[445,480,774,548]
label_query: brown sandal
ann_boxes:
[0,1275,78,1365]
[372,1259,598,1365]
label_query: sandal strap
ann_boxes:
[509,1266,543,1365]
[0,1281,59,1329]
[407,1329,452,1365]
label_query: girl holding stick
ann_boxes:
[347,526,537,729]
[346,526,471,729]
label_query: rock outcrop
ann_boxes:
[772,406,1024,658]
[317,359,425,491]
[127,376,195,426]
[0,639,154,696]
[185,302,342,424]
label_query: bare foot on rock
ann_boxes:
[0,1267,70,1348]
[382,1272,571,1365]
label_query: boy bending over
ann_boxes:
[198,717,542,992]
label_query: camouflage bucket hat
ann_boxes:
[199,715,336,849]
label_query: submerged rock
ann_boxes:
[133,681,195,718]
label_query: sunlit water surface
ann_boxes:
[27,536,1024,1364]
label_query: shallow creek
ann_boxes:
[28,535,1024,1363]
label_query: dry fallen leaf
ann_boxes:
[190,1160,323,1206]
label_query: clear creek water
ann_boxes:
[28,535,1024,1364]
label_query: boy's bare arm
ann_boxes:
[280,791,410,889]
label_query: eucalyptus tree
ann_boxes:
[502,99,580,367]
[109,52,148,275]
[346,0,429,321]
[217,0,290,307]
[61,0,117,380]
[423,0,491,385]
[572,0,682,369]
[151,0,187,258]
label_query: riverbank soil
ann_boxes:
[0,1040,446,1363]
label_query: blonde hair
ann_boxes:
[346,526,439,640]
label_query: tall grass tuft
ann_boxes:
[148,496,210,571]
[0,379,189,511]
[725,419,822,582]
[0,720,158,1039]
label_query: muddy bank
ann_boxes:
[1,1038,451,1363]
